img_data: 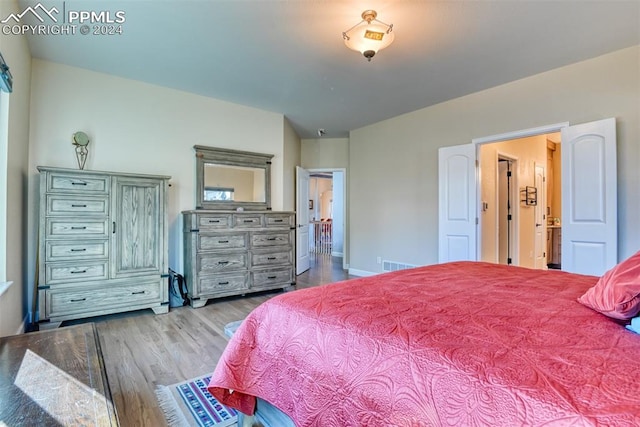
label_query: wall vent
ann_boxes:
[382,260,417,272]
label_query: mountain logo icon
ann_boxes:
[1,3,59,24]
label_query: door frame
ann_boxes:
[308,168,348,271]
[473,122,569,261]
[496,153,519,266]
[533,162,547,269]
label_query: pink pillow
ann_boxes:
[578,250,640,320]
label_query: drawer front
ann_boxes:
[252,268,294,288]
[198,253,247,273]
[48,173,109,194]
[47,219,110,239]
[46,261,109,284]
[252,231,292,248]
[198,273,248,295]
[251,250,292,267]
[47,196,109,216]
[198,214,232,230]
[233,215,263,228]
[198,233,248,251]
[46,240,109,262]
[46,281,162,317]
[265,214,294,228]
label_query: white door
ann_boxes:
[438,144,477,263]
[296,166,311,275]
[561,118,617,276]
[534,164,547,269]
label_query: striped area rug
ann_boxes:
[156,375,238,427]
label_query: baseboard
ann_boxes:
[347,268,378,277]
[331,251,344,257]
[0,280,13,297]
[15,314,28,335]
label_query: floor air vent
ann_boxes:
[382,260,417,272]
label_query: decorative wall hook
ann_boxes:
[72,131,90,170]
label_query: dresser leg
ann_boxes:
[38,321,62,330]
[151,305,169,315]
[190,298,208,309]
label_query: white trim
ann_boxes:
[0,280,12,297]
[331,251,343,257]
[347,268,378,277]
[472,122,569,145]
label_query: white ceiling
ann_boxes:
[19,0,640,138]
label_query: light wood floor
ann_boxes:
[90,255,350,427]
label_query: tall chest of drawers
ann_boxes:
[182,210,296,308]
[37,167,171,327]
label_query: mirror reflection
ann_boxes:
[204,163,266,203]
[194,145,273,210]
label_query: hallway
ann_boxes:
[296,254,351,289]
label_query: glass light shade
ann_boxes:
[344,21,395,55]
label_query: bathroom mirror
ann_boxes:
[195,145,273,210]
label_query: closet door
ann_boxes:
[561,118,617,276]
[111,176,166,278]
[438,144,477,263]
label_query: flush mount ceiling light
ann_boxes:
[342,10,394,62]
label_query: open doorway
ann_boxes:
[308,171,344,258]
[296,167,346,275]
[439,118,617,276]
[480,132,561,270]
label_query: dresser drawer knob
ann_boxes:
[71,182,87,186]
[218,261,229,265]
[267,257,277,260]
[267,276,277,280]
[70,248,87,252]
[218,281,229,285]
[71,204,87,208]
[70,297,87,302]
[71,226,87,230]
[267,237,277,241]
[70,269,87,274]
[273,219,284,223]
[218,240,229,244]
[208,219,221,223]
[243,219,255,223]
[131,290,146,295]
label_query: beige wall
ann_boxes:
[349,46,640,274]
[203,165,257,202]
[282,118,300,211]
[301,138,349,169]
[27,59,287,322]
[0,0,31,336]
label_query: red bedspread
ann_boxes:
[208,262,640,426]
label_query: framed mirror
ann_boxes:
[195,145,273,210]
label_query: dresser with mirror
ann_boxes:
[182,146,295,308]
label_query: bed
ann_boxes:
[208,261,640,426]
